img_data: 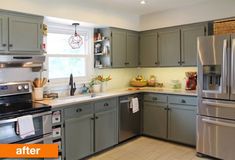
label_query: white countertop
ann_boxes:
[38,87,197,109]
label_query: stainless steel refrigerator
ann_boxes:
[197,34,235,160]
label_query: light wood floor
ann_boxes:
[89,136,211,160]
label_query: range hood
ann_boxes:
[0,55,45,68]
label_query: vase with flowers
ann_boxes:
[89,75,112,93]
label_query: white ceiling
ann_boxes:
[80,0,210,15]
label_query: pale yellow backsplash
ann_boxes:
[137,67,197,88]
[94,68,138,90]
[95,67,197,90]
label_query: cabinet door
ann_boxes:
[8,15,43,53]
[168,104,196,145]
[0,15,7,52]
[111,28,126,67]
[181,24,206,66]
[95,109,117,152]
[143,102,167,139]
[126,31,138,67]
[158,28,180,66]
[65,114,94,160]
[139,31,158,67]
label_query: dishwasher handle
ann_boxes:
[120,99,130,104]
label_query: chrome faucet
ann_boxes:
[69,74,76,96]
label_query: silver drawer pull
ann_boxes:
[202,100,235,109]
[181,99,186,103]
[202,118,235,128]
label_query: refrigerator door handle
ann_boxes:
[231,38,235,94]
[222,39,228,94]
[202,118,235,128]
[202,100,235,109]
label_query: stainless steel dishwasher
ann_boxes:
[119,94,141,142]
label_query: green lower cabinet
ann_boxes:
[143,102,167,139]
[168,104,196,146]
[65,114,94,160]
[95,109,117,152]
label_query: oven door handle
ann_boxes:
[0,111,52,124]
[26,134,53,144]
[202,118,235,128]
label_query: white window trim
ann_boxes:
[45,23,94,88]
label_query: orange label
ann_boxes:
[0,144,58,158]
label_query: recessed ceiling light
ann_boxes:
[140,0,146,5]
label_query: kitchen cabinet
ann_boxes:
[158,27,181,66]
[64,103,94,160]
[52,109,64,159]
[139,23,207,67]
[139,30,158,67]
[0,15,7,52]
[126,31,138,67]
[168,95,197,146]
[94,98,118,152]
[111,28,127,67]
[143,93,197,146]
[94,28,112,68]
[111,28,139,68]
[0,11,43,54]
[143,94,168,139]
[64,98,118,159]
[181,24,207,66]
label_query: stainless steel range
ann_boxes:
[0,81,52,144]
[197,34,235,160]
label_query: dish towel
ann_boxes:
[17,115,35,139]
[130,97,139,113]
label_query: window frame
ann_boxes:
[45,23,94,87]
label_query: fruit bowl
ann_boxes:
[130,80,147,87]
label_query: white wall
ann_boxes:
[0,0,139,31]
[140,0,235,30]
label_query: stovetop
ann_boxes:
[0,93,51,120]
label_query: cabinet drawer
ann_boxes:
[144,93,167,103]
[168,95,197,106]
[64,103,93,119]
[95,98,117,113]
[52,111,61,124]
[52,127,61,138]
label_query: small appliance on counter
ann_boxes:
[185,72,197,90]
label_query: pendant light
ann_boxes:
[68,23,83,49]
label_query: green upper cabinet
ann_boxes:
[139,30,158,67]
[0,14,7,52]
[126,31,138,67]
[111,28,138,68]
[139,23,208,67]
[0,11,43,54]
[8,15,43,53]
[158,27,181,67]
[181,24,207,66]
[111,28,127,67]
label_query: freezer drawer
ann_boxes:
[198,99,235,120]
[197,115,235,160]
